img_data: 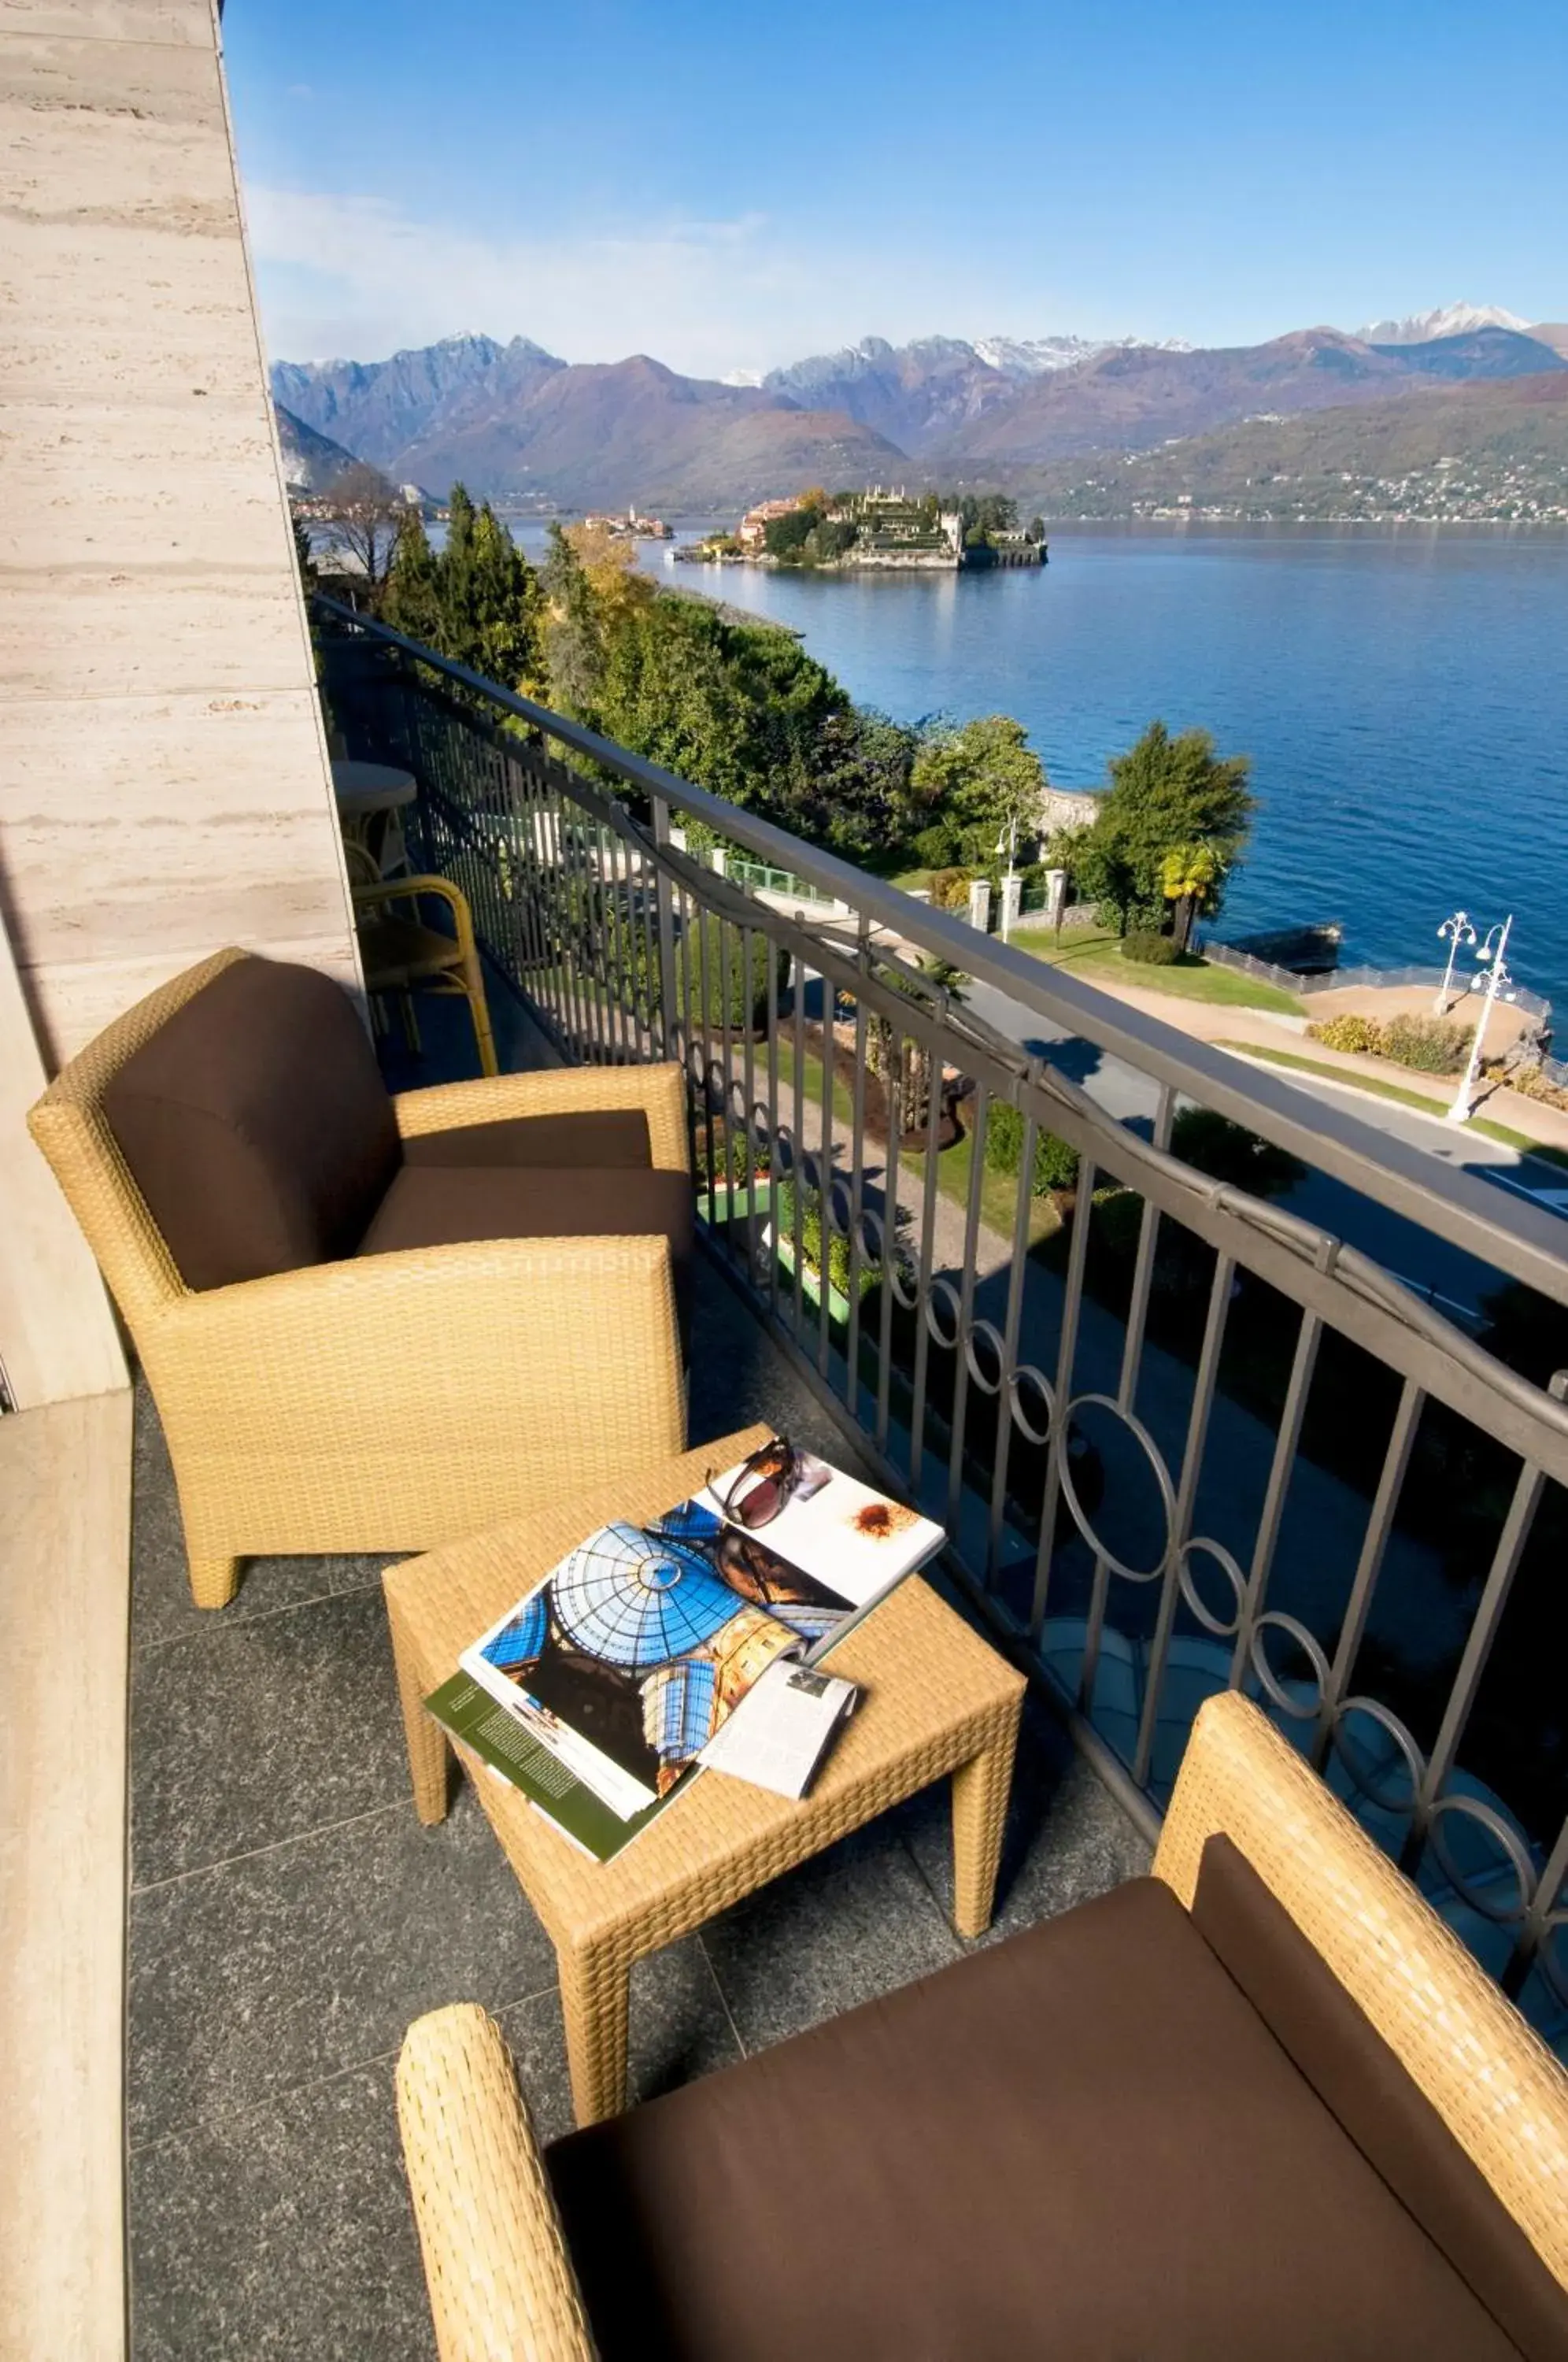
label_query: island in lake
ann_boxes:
[676,486,1047,572]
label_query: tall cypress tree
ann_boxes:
[468,502,541,690]
[379,509,443,646]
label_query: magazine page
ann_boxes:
[423,1673,681,1863]
[459,1495,856,1817]
[702,1446,945,1615]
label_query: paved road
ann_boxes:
[955,971,1554,1326]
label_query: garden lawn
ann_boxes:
[1015,924,1303,1015]
[902,1126,1063,1249]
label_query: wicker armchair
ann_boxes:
[28,948,690,1608]
[396,1691,1568,2362]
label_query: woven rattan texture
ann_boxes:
[396,2004,597,2362]
[1155,1691,1568,2290]
[384,1429,1026,2122]
[27,953,687,1605]
[393,1061,689,1172]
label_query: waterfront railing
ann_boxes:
[316,598,1568,2047]
[1200,937,1554,1024]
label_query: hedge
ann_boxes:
[1307,1011,1470,1075]
[984,1101,1081,1194]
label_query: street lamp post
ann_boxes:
[1447,916,1513,1125]
[1435,909,1476,1012]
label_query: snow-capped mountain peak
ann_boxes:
[1356,302,1529,346]
[973,333,1194,377]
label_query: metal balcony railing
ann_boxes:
[316,598,1568,2050]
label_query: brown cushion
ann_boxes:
[545,1876,1527,2362]
[356,1164,691,1270]
[1193,1833,1568,2362]
[102,956,400,1292]
[402,1109,653,1170]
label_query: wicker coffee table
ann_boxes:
[383,1424,1026,2126]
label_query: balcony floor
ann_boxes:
[124,987,1149,2360]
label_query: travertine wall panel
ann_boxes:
[2,691,355,1021]
[7,398,297,568]
[1,1,208,40]
[0,0,357,1064]
[0,223,264,398]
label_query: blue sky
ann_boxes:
[226,0,1567,375]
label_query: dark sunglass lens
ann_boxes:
[738,1476,780,1527]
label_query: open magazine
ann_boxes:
[449,1449,944,1840]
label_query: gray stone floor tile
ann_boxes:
[623,1934,745,2102]
[496,1933,741,2149]
[130,1585,412,1887]
[128,1788,557,2146]
[899,1698,1152,1945]
[131,1381,393,1648]
[701,1816,962,2054]
[128,2055,435,2362]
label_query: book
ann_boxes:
[452,1450,945,1829]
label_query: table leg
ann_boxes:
[950,1706,1022,1939]
[386,1590,450,1826]
[560,1940,632,2129]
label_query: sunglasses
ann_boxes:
[708,1436,801,1531]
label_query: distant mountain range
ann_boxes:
[271,305,1568,513]
[1011,372,1568,523]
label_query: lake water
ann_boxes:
[510,521,1568,1013]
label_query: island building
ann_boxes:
[738,497,807,549]
[582,504,673,539]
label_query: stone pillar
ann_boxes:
[967,879,992,932]
[1045,868,1067,928]
[999,873,1023,937]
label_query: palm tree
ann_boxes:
[1159,841,1220,953]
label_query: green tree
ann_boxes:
[804,707,919,858]
[380,509,443,645]
[763,502,824,560]
[591,592,852,835]
[539,521,607,720]
[984,1103,1080,1195]
[464,502,542,689]
[934,491,1019,545]
[909,714,1046,868]
[1082,722,1254,935]
[1169,1108,1304,1199]
[379,488,541,694]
